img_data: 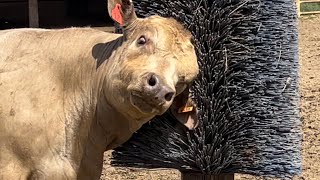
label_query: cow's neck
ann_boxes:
[75,36,143,179]
[76,98,125,179]
[76,89,143,179]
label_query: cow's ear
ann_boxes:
[108,0,137,26]
[170,87,199,130]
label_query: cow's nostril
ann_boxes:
[164,92,174,102]
[148,75,157,87]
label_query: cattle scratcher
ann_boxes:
[111,0,302,179]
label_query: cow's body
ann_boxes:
[0,28,130,179]
[0,0,199,179]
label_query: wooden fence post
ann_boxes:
[28,0,39,28]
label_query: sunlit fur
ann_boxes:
[0,3,198,180]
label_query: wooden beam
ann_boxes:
[28,0,39,28]
[300,0,320,3]
[181,173,234,180]
[300,10,320,14]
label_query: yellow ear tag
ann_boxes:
[178,106,194,113]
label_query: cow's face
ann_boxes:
[107,0,199,130]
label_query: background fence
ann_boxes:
[297,0,320,17]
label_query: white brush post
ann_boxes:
[181,173,234,180]
[28,0,39,28]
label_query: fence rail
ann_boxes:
[297,0,320,17]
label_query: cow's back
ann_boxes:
[0,27,121,179]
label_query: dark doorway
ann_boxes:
[66,0,89,18]
[0,0,114,30]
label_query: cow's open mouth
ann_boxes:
[130,92,166,114]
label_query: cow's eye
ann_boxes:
[137,35,147,45]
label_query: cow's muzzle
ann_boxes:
[130,73,176,114]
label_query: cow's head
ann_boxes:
[106,0,199,130]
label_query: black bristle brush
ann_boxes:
[111,0,302,179]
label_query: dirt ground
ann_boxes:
[296,15,320,180]
[100,15,320,180]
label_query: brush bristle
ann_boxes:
[111,0,302,178]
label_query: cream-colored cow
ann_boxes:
[0,0,199,179]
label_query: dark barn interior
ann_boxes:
[0,0,114,30]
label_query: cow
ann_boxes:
[0,0,199,179]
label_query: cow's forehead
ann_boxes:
[132,16,194,52]
[150,16,190,36]
[135,16,192,40]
